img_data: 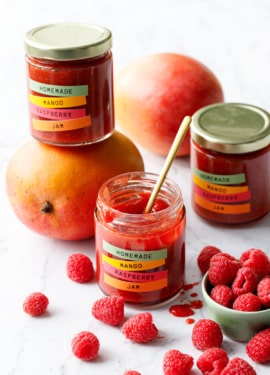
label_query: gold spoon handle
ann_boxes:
[144,115,192,213]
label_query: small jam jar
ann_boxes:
[24,23,114,145]
[191,102,270,224]
[95,172,186,305]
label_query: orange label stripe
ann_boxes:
[104,273,167,292]
[32,116,91,132]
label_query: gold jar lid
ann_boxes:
[24,22,112,61]
[191,103,270,154]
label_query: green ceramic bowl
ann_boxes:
[201,272,270,342]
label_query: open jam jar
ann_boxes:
[191,103,270,224]
[24,23,114,145]
[94,172,186,305]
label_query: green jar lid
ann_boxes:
[24,22,112,61]
[191,103,270,154]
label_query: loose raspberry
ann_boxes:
[122,312,158,343]
[66,253,94,283]
[71,331,99,361]
[231,267,258,296]
[232,292,262,312]
[196,347,229,375]
[92,295,124,326]
[210,285,234,308]
[246,327,270,363]
[197,245,222,274]
[23,292,49,317]
[257,276,270,308]
[208,253,240,286]
[124,371,141,375]
[220,357,256,375]
[240,248,270,277]
[191,319,223,351]
[163,349,194,375]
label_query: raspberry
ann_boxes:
[163,349,194,375]
[231,267,258,296]
[210,285,234,308]
[196,347,229,375]
[240,248,270,277]
[197,245,222,274]
[208,253,240,286]
[220,357,256,375]
[71,331,99,361]
[257,276,270,308]
[122,312,158,343]
[232,292,262,312]
[23,292,49,317]
[246,327,270,363]
[191,319,223,351]
[92,295,125,326]
[66,253,94,283]
[124,371,141,375]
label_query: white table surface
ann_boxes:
[1,0,270,374]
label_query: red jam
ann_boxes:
[169,304,194,317]
[191,103,270,224]
[24,23,114,146]
[95,172,186,305]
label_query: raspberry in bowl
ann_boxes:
[201,272,270,342]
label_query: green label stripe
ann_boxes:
[193,167,246,185]
[103,240,167,261]
[29,79,88,97]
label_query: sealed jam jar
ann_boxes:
[24,23,114,145]
[191,103,270,224]
[95,172,186,305]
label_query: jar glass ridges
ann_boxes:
[94,172,186,305]
[191,102,270,224]
[24,23,114,146]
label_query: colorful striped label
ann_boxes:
[101,240,168,293]
[193,168,251,215]
[28,79,91,132]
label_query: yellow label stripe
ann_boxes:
[104,273,167,292]
[102,254,165,271]
[194,193,251,214]
[193,174,249,194]
[29,94,86,108]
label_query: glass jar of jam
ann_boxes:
[191,102,270,224]
[95,172,186,305]
[24,23,114,146]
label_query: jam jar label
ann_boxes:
[101,240,168,292]
[28,79,91,132]
[193,168,251,214]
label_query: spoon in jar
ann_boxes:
[144,115,192,213]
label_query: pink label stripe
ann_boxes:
[103,262,168,283]
[29,102,86,120]
[194,185,251,203]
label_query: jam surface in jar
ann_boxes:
[24,23,114,146]
[191,103,270,224]
[95,172,186,305]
